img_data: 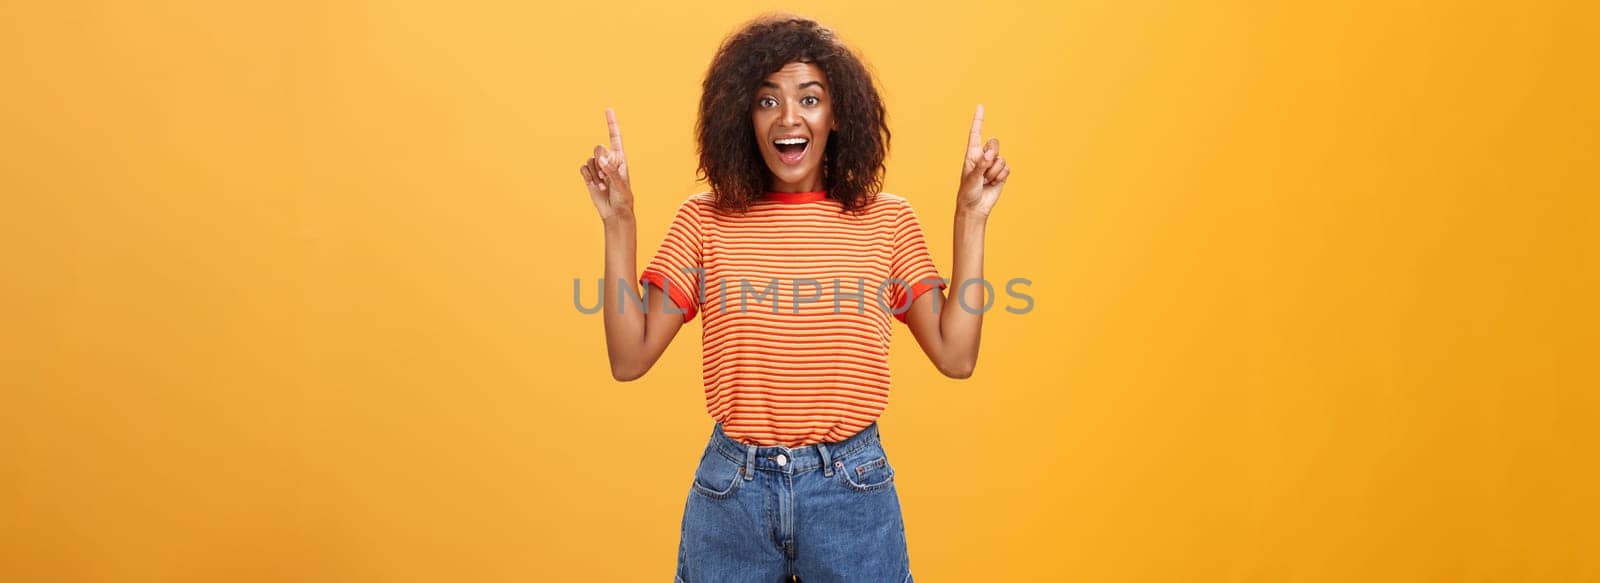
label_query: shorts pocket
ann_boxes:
[836,451,896,492]
[689,447,743,500]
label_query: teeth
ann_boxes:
[774,138,808,145]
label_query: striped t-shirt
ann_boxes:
[640,190,946,447]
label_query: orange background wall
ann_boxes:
[4,0,1596,580]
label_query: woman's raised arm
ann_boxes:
[906,104,1012,378]
[579,109,685,381]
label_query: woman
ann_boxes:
[578,14,1010,582]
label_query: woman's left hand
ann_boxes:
[956,104,1010,219]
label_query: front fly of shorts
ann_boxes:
[674,422,913,583]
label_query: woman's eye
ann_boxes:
[801,96,819,106]
[759,97,777,108]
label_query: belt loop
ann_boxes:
[743,443,757,481]
[818,442,833,477]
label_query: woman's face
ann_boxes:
[752,61,836,193]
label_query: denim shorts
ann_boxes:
[675,422,913,583]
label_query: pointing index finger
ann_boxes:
[967,104,985,154]
[606,108,624,153]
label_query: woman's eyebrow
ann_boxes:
[759,80,827,91]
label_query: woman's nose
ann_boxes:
[780,101,801,126]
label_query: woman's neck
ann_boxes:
[769,177,824,193]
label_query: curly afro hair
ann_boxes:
[697,14,890,214]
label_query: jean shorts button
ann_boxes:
[773,453,788,467]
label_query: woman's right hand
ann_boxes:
[580,108,636,222]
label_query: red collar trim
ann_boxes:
[762,191,828,203]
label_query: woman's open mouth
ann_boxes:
[773,137,809,166]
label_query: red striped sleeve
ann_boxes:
[888,198,947,323]
[640,195,706,322]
